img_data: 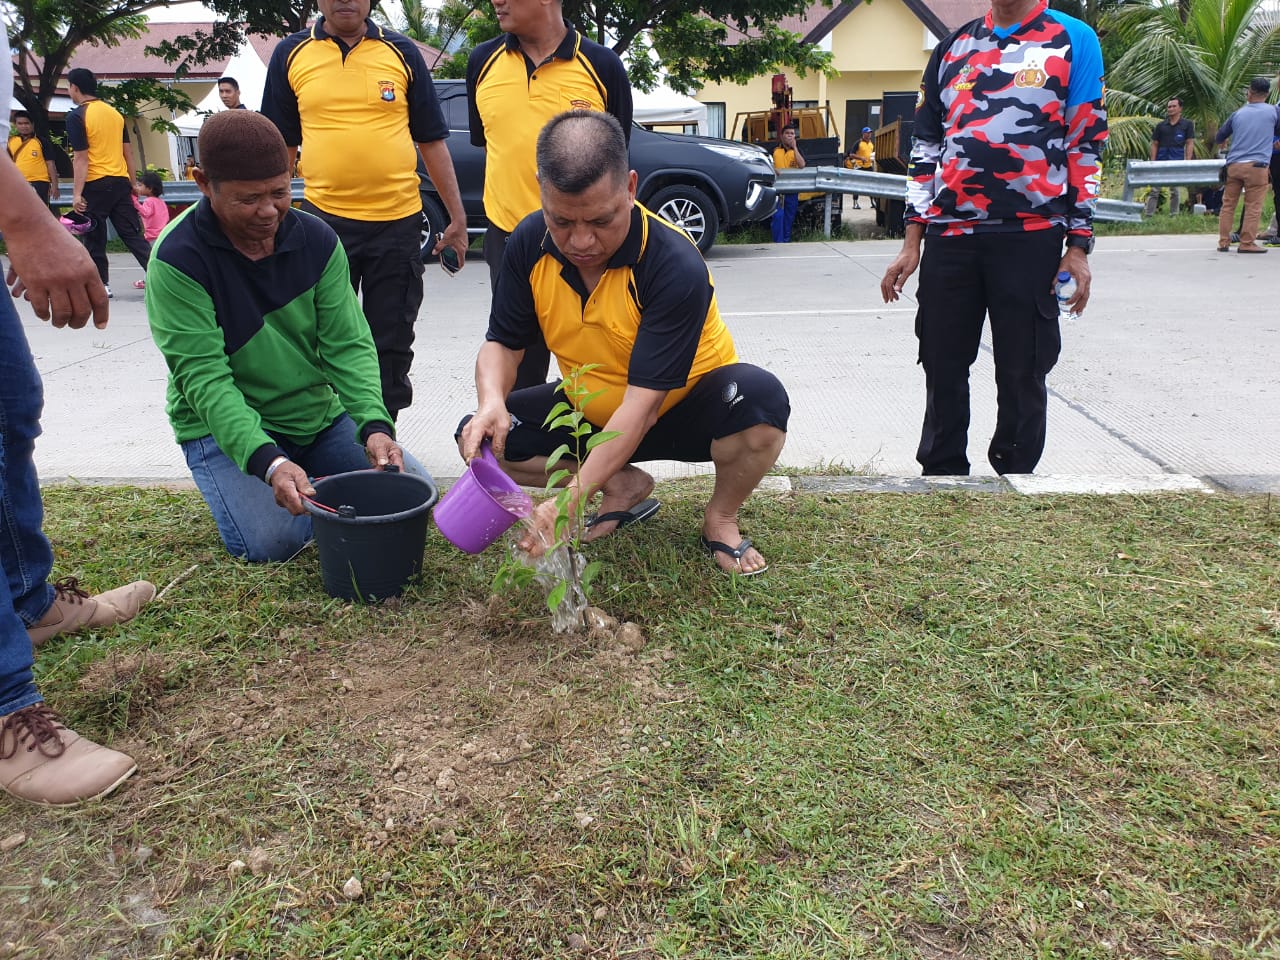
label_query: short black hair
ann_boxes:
[1167,97,1182,107]
[217,76,240,90]
[536,110,628,195]
[68,68,97,95]
[1249,76,1271,95]
[12,111,30,122]
[140,171,164,196]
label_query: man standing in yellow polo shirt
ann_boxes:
[66,68,152,298]
[457,112,790,577]
[466,0,631,391]
[8,112,59,206]
[262,0,468,420]
[771,122,805,243]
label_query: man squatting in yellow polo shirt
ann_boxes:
[466,0,631,392]
[262,0,468,421]
[457,112,790,577]
[8,112,59,206]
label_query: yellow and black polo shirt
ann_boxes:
[772,146,800,171]
[488,202,737,426]
[262,17,449,222]
[65,100,129,181]
[466,27,632,233]
[8,134,53,183]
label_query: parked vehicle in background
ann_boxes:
[732,75,844,234]
[418,79,778,256]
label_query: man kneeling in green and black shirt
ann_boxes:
[145,110,421,562]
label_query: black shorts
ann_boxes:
[457,363,790,464]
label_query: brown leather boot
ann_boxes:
[0,703,136,806]
[27,577,156,649]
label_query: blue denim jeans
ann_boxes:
[182,414,426,563]
[772,194,799,243]
[0,292,55,715]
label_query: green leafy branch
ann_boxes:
[492,364,619,628]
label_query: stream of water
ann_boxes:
[504,523,589,633]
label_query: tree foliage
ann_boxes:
[1102,0,1280,157]
[8,0,834,140]
[6,0,195,138]
[427,0,835,91]
[145,0,318,75]
[374,0,475,69]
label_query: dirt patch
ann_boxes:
[120,599,675,819]
[3,600,676,959]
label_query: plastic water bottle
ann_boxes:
[1054,270,1078,323]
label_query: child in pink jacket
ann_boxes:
[132,172,170,288]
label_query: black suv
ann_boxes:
[419,79,777,254]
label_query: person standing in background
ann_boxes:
[1145,97,1194,215]
[261,0,469,420]
[7,112,59,206]
[771,123,805,243]
[1214,77,1280,254]
[466,0,632,391]
[844,126,875,209]
[880,0,1107,476]
[66,68,151,299]
[217,77,247,110]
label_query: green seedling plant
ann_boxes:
[493,364,619,631]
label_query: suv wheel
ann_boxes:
[648,185,720,254]
[419,194,448,262]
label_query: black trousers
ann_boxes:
[484,223,551,391]
[303,204,424,420]
[30,181,50,205]
[914,228,1064,476]
[81,176,151,284]
[1271,153,1280,231]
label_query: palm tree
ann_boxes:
[1102,0,1280,159]
[373,0,476,65]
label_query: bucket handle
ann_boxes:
[301,464,401,515]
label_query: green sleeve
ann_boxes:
[145,259,276,473]
[313,242,394,435]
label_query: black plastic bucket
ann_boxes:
[302,469,439,602]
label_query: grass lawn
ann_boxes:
[3,483,1279,959]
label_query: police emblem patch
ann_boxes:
[1012,53,1048,89]
[379,80,396,102]
[1014,66,1047,88]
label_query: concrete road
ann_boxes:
[17,234,1279,486]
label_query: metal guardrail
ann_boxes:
[775,167,905,238]
[50,178,307,209]
[777,166,1145,231]
[1121,159,1225,202]
[1095,198,1144,223]
[776,166,907,200]
[52,178,494,237]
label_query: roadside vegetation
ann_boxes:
[4,482,1278,958]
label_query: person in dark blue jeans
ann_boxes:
[146,111,421,563]
[1145,96,1195,215]
[771,124,805,243]
[0,90,154,806]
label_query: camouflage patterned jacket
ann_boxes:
[907,0,1107,239]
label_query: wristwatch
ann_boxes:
[1066,234,1095,255]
